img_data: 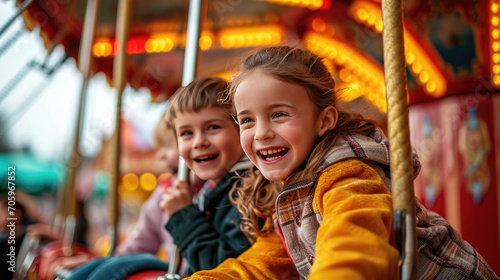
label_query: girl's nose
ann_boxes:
[254,123,274,141]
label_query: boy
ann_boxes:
[160,76,252,275]
[55,77,251,279]
[50,112,209,280]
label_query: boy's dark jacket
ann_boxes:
[165,159,252,275]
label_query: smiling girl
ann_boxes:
[231,46,399,279]
[185,46,499,280]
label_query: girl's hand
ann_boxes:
[159,180,194,217]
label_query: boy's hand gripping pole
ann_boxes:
[163,158,189,280]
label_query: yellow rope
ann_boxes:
[381,0,416,278]
[382,0,415,213]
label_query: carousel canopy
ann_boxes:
[12,0,492,110]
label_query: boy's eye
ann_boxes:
[179,130,193,137]
[207,125,220,131]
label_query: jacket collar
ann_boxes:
[229,155,252,174]
[284,129,421,188]
[320,129,391,170]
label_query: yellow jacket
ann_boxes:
[186,158,399,279]
[186,130,499,279]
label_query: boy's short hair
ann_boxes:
[165,77,232,133]
[152,113,176,149]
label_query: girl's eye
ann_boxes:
[239,118,253,125]
[272,112,288,118]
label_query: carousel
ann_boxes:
[0,0,498,279]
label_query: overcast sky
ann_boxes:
[0,1,167,162]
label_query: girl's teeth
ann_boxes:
[261,148,284,156]
[265,155,282,161]
[259,148,288,160]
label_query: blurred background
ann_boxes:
[0,0,498,275]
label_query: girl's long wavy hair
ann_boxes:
[227,46,378,240]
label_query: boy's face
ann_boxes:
[173,106,244,183]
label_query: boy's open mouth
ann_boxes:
[194,154,218,162]
[258,148,288,161]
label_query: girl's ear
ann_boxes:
[317,106,338,137]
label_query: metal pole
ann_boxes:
[164,0,207,278]
[181,0,206,87]
[0,28,23,58]
[61,0,100,254]
[107,0,132,256]
[381,0,416,279]
[0,61,33,104]
[0,57,67,130]
[0,0,34,37]
[0,24,65,104]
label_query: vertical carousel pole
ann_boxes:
[381,0,416,279]
[164,0,207,278]
[61,0,100,254]
[107,0,132,256]
[0,0,35,37]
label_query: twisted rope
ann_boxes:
[381,0,416,279]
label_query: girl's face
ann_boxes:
[173,107,244,183]
[234,71,323,181]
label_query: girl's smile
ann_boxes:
[234,70,323,181]
[257,147,289,161]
